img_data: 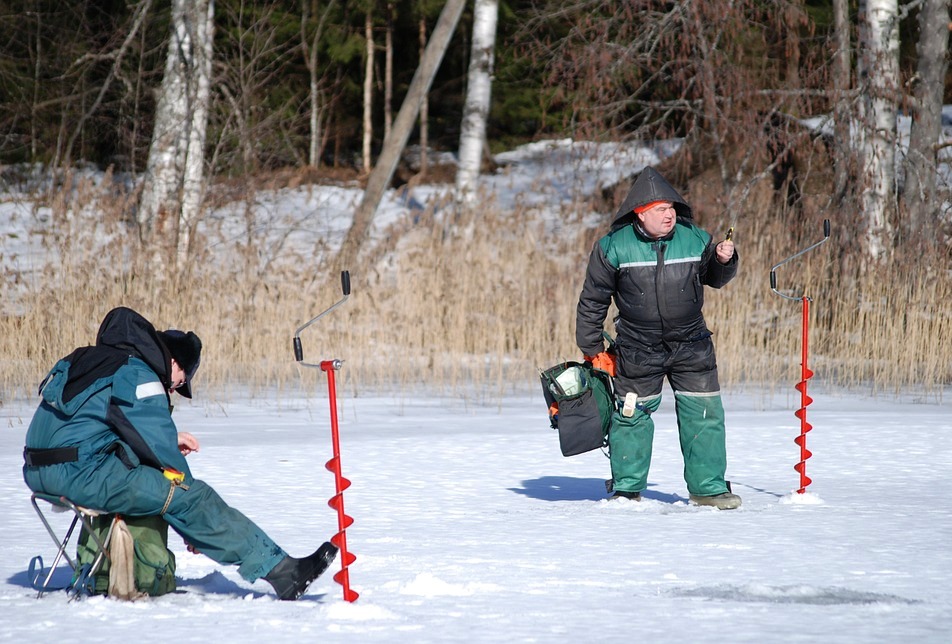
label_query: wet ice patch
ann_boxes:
[671,584,919,606]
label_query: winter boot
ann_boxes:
[689,492,742,510]
[264,542,339,600]
[610,491,642,501]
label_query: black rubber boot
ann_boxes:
[264,542,339,600]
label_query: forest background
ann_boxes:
[0,0,950,402]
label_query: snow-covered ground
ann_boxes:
[3,132,952,641]
[2,387,951,643]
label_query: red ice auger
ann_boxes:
[770,220,830,495]
[293,271,359,602]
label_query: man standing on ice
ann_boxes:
[22,306,338,598]
[576,167,742,509]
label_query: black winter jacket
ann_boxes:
[576,168,737,356]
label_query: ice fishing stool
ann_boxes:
[29,492,114,598]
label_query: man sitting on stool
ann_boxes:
[23,306,337,600]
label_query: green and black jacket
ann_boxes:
[576,168,737,356]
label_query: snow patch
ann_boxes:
[779,491,825,505]
[397,572,503,597]
[324,600,397,621]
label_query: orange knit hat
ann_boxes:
[633,200,671,214]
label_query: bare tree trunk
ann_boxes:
[308,75,323,167]
[418,14,429,178]
[178,0,214,269]
[784,0,802,91]
[384,2,394,142]
[455,0,498,205]
[832,0,853,203]
[138,0,215,271]
[64,0,154,167]
[858,0,899,260]
[362,10,374,174]
[902,0,950,243]
[302,0,337,168]
[336,0,467,270]
[30,7,41,161]
[690,5,730,187]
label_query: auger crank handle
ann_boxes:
[341,271,351,296]
[770,220,831,301]
[293,270,352,366]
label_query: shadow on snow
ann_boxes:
[509,476,685,504]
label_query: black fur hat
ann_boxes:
[158,330,202,398]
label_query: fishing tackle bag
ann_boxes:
[540,361,614,456]
[76,514,176,597]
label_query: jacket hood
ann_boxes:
[612,167,692,230]
[40,307,172,407]
[96,307,171,384]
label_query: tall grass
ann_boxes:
[2,173,950,406]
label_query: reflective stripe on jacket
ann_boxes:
[576,220,737,355]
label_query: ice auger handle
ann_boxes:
[341,271,351,296]
[293,271,351,368]
[770,220,830,302]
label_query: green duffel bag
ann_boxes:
[76,514,176,597]
[540,360,615,457]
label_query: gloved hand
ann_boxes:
[584,351,617,377]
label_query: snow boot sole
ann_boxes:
[265,541,339,600]
[689,492,742,510]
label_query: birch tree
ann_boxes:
[384,2,394,141]
[137,0,215,270]
[337,0,466,269]
[857,0,900,259]
[362,8,374,174]
[301,0,339,167]
[418,12,429,177]
[901,0,951,242]
[455,0,498,205]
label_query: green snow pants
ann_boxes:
[610,335,730,497]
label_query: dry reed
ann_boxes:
[2,175,950,406]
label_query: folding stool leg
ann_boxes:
[31,493,80,596]
[30,493,113,598]
[80,510,115,583]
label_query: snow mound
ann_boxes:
[395,572,503,597]
[779,491,825,505]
